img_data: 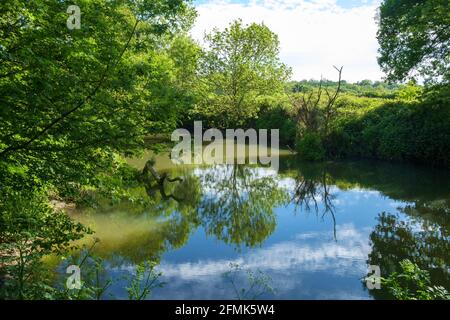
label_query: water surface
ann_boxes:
[66,151,450,300]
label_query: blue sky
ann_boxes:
[191,0,383,82]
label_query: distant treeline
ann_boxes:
[288,79,401,98]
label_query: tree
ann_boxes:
[0,0,198,298]
[0,0,195,193]
[291,67,343,137]
[377,0,450,83]
[197,20,291,128]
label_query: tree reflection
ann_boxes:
[143,160,339,249]
[142,162,289,249]
[367,202,450,299]
[69,154,450,300]
[197,164,289,248]
[291,167,337,240]
[78,167,204,264]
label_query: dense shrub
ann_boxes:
[323,90,450,167]
[296,132,325,161]
[254,104,297,146]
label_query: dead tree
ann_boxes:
[291,66,344,135]
[323,66,344,135]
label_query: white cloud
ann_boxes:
[112,223,373,299]
[149,223,370,279]
[191,0,384,82]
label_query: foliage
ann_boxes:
[224,263,276,300]
[59,247,164,300]
[0,0,196,195]
[377,0,450,84]
[396,80,423,102]
[324,89,450,167]
[0,0,195,300]
[289,79,399,99]
[1,0,449,301]
[296,132,325,161]
[290,66,343,161]
[55,240,114,300]
[125,261,164,300]
[253,103,296,146]
[292,67,343,134]
[0,190,90,299]
[195,19,291,128]
[382,260,450,300]
[368,209,450,300]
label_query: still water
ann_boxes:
[65,150,450,300]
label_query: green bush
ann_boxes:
[382,259,450,300]
[0,190,89,299]
[323,88,450,167]
[323,130,351,158]
[296,132,325,161]
[254,104,297,146]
